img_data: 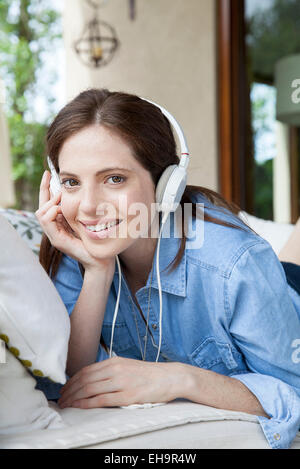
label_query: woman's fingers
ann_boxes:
[58,357,146,409]
[35,169,65,244]
[36,190,62,218]
[37,169,62,219]
[35,202,62,240]
[36,189,77,244]
[58,378,118,408]
[36,202,79,253]
[59,364,112,402]
[39,201,62,223]
[60,358,119,397]
[38,170,52,207]
[70,392,128,409]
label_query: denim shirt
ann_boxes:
[51,193,300,449]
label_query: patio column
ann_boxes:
[0,77,15,208]
[273,121,291,223]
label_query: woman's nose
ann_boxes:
[79,188,113,219]
[79,187,102,214]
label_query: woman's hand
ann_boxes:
[35,170,115,273]
[57,357,187,409]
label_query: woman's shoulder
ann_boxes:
[189,190,250,229]
[185,191,269,275]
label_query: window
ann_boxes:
[218,0,300,222]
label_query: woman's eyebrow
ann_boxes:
[59,167,133,177]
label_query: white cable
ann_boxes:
[109,254,122,358]
[114,212,170,409]
[155,210,170,362]
[109,211,170,362]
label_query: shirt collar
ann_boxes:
[114,211,187,297]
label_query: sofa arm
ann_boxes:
[0,208,42,256]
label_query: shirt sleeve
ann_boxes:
[52,254,108,363]
[52,254,83,316]
[226,240,300,449]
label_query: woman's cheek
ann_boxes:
[61,195,78,229]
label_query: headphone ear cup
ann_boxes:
[155,164,178,209]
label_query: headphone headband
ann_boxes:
[141,98,190,170]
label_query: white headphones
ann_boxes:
[147,99,190,214]
[110,98,190,364]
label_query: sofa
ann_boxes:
[0,207,299,450]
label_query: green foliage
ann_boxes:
[247,0,300,84]
[253,158,273,220]
[0,0,62,209]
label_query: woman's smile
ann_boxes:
[80,218,123,240]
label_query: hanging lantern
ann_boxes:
[74,0,119,68]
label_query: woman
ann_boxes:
[36,88,300,449]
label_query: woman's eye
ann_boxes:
[61,178,78,188]
[60,175,125,189]
[107,175,125,184]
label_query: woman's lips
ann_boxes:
[81,219,123,240]
[80,219,120,226]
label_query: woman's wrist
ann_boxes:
[84,259,116,283]
[163,362,197,402]
[169,362,268,418]
[84,265,115,289]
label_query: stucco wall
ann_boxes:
[63,0,218,190]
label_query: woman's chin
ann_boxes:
[82,233,129,257]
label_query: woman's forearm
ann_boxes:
[66,268,113,377]
[173,363,269,418]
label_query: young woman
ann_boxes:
[35,88,300,449]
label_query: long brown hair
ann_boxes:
[39,88,253,280]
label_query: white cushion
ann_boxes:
[239,211,294,255]
[0,214,70,383]
[0,349,66,435]
[1,399,300,449]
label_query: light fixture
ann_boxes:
[129,0,136,20]
[74,0,119,68]
[275,54,300,126]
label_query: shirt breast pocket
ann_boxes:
[101,322,139,358]
[189,337,240,374]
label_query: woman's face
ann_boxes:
[58,124,157,259]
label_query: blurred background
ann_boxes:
[0,0,300,223]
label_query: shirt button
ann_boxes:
[152,323,157,330]
[273,433,281,441]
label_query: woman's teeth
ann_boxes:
[86,220,120,232]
